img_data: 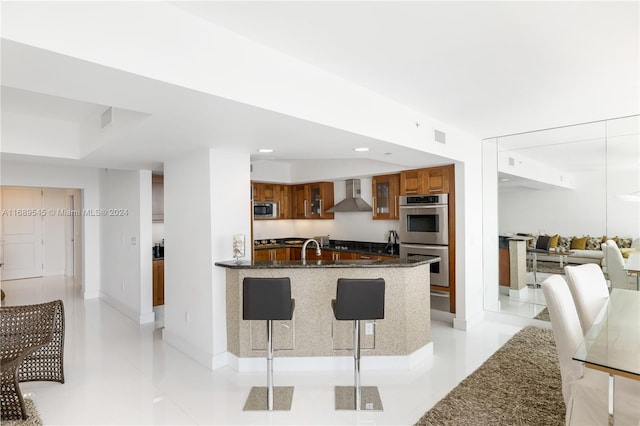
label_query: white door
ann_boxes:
[1,187,44,280]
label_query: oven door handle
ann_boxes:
[399,204,448,209]
[400,243,448,251]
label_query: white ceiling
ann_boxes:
[174,1,639,137]
[1,1,638,173]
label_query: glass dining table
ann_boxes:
[623,252,640,291]
[573,288,640,380]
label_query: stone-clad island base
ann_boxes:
[216,259,436,371]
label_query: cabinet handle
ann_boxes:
[372,196,377,216]
[405,190,418,194]
[303,200,308,217]
[319,199,323,216]
[394,195,398,218]
[360,255,371,259]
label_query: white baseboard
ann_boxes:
[509,286,529,300]
[430,309,455,324]
[100,292,154,325]
[162,328,227,370]
[453,310,485,331]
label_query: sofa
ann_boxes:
[523,234,639,265]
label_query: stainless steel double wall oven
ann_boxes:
[399,194,450,308]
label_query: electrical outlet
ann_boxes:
[131,236,137,245]
[365,322,374,335]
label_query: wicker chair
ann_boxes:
[1,300,65,420]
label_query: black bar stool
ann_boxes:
[332,278,385,411]
[242,277,295,411]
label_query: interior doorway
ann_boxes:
[1,186,83,282]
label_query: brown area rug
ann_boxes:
[534,307,550,322]
[415,326,564,426]
[2,399,43,426]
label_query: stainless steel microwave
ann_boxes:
[253,202,278,219]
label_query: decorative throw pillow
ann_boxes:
[618,238,633,248]
[586,237,601,250]
[548,234,559,248]
[620,248,637,258]
[571,236,588,250]
[528,235,538,249]
[558,236,571,250]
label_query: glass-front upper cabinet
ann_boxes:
[372,174,400,220]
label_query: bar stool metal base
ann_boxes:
[335,386,383,411]
[243,386,294,411]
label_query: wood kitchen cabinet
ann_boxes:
[254,247,289,261]
[400,169,426,195]
[425,166,450,193]
[372,173,400,220]
[400,165,452,195]
[325,250,356,261]
[252,182,290,219]
[499,247,510,287]
[291,182,334,219]
[152,259,164,306]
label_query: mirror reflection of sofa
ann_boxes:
[521,234,639,265]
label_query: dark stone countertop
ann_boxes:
[215,255,439,269]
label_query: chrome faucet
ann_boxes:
[301,238,321,263]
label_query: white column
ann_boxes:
[163,148,250,369]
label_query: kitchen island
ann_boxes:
[215,256,438,371]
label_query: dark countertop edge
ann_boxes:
[215,256,439,269]
[153,257,164,261]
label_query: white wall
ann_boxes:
[99,168,153,324]
[152,222,165,244]
[0,160,100,298]
[499,170,610,237]
[482,139,499,312]
[42,188,66,275]
[163,148,251,369]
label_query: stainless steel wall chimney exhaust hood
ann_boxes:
[327,179,372,212]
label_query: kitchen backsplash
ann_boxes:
[253,214,398,244]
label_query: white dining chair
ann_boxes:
[604,240,631,289]
[541,275,609,425]
[564,263,609,335]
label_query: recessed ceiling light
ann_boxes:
[353,147,370,152]
[257,148,274,153]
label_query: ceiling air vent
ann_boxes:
[434,129,446,144]
[101,107,113,129]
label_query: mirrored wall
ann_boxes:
[483,115,640,320]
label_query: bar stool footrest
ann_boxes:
[243,386,294,411]
[334,386,383,411]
